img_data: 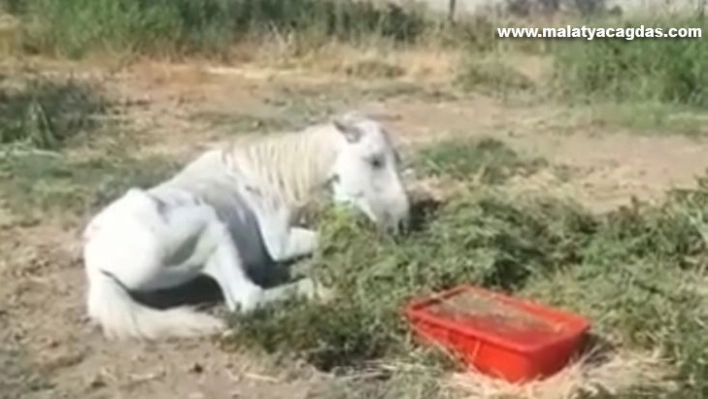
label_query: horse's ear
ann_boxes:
[333,118,363,143]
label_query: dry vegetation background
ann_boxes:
[1,0,708,398]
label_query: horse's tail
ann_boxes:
[86,269,226,340]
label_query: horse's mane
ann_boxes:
[221,123,341,208]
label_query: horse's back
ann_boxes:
[150,150,274,272]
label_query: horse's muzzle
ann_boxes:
[383,211,410,235]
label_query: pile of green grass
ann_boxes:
[223,138,708,397]
[227,190,597,370]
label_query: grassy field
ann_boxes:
[2,1,708,398]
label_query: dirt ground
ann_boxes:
[3,57,708,399]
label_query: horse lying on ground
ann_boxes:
[82,113,412,340]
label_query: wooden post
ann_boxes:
[449,0,457,23]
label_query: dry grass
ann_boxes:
[293,44,462,82]
[448,347,675,399]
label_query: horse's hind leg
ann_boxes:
[201,221,264,313]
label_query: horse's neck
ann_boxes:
[241,125,342,207]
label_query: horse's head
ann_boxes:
[329,114,411,234]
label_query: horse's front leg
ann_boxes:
[267,225,319,263]
[201,222,330,312]
[201,220,264,313]
[243,187,319,263]
[259,277,334,306]
[200,221,323,314]
[237,185,338,305]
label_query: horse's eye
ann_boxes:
[370,156,384,169]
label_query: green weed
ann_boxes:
[12,0,427,58]
[0,77,108,149]
[455,56,535,95]
[413,137,546,184]
[587,102,708,137]
[552,17,708,106]
[0,151,178,223]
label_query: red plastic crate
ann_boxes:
[405,285,591,383]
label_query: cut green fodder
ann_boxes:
[225,189,597,370]
[225,173,708,398]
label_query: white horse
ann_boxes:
[82,113,411,340]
